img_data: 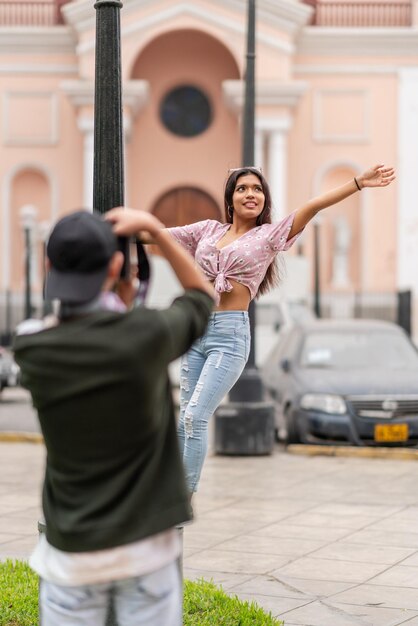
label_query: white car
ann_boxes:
[0,346,20,392]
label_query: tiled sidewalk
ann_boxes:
[2,442,418,625]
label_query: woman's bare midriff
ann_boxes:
[211,279,251,311]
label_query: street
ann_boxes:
[3,391,418,624]
[0,387,40,433]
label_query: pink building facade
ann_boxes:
[1,0,418,336]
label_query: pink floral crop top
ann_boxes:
[168,211,302,302]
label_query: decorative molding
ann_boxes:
[297,27,418,57]
[63,0,312,36]
[0,64,78,75]
[313,89,370,144]
[256,116,293,133]
[223,80,308,113]
[294,64,399,76]
[60,80,94,107]
[61,79,150,116]
[0,27,76,55]
[2,92,59,146]
[222,80,308,113]
[76,3,295,56]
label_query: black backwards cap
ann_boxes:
[45,210,118,304]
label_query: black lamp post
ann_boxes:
[39,221,52,316]
[93,4,125,624]
[93,0,129,274]
[230,0,261,401]
[313,219,321,317]
[214,0,275,456]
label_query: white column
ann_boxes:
[268,129,288,221]
[77,117,94,210]
[398,68,418,339]
[254,129,264,171]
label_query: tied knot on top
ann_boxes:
[214,272,233,304]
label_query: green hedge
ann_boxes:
[0,560,283,626]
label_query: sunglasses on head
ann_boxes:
[228,166,262,174]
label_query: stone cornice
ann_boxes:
[223,79,308,112]
[63,0,312,38]
[0,27,76,55]
[61,78,149,115]
[297,27,418,56]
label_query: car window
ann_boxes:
[299,330,418,369]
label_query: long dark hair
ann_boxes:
[223,167,281,297]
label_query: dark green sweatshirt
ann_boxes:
[14,289,213,553]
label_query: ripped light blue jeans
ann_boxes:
[178,311,250,493]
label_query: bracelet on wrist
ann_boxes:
[354,177,361,191]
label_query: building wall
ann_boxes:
[0,0,417,334]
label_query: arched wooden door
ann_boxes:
[152,187,221,227]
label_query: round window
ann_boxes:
[160,85,212,138]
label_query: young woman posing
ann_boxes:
[151,164,395,495]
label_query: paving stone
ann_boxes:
[214,533,325,557]
[261,521,355,542]
[233,592,310,618]
[277,576,357,598]
[184,548,291,575]
[332,583,418,611]
[309,542,416,565]
[282,512,381,530]
[183,568,253,590]
[339,529,418,549]
[229,574,308,599]
[277,599,367,625]
[183,530,233,550]
[368,565,418,588]
[272,556,388,584]
[331,602,418,626]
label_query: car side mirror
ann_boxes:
[280,358,291,373]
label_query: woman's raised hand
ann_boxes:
[357,164,396,189]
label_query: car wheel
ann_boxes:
[285,406,300,445]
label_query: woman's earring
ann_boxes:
[228,206,233,219]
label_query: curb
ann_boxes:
[287,444,418,461]
[0,431,43,444]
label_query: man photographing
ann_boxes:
[14,207,214,626]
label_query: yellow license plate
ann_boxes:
[374,423,409,442]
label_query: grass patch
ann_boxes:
[0,560,283,626]
[0,560,38,626]
[183,578,283,625]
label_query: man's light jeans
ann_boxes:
[39,560,182,626]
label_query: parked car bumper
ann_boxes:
[294,408,418,446]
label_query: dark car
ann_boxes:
[0,346,20,394]
[261,319,418,446]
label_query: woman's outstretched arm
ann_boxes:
[288,164,395,239]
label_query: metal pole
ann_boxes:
[242,0,255,170]
[242,0,256,372]
[93,0,129,275]
[215,0,275,455]
[24,228,32,320]
[93,4,125,623]
[313,220,321,318]
[229,0,263,400]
